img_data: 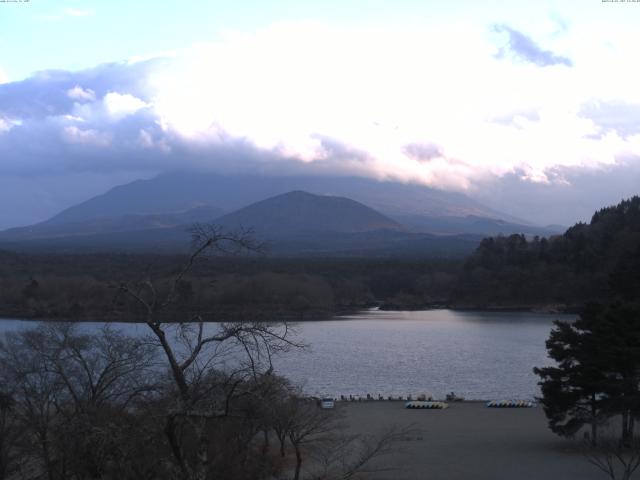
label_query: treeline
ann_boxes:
[455,196,640,309]
[3,196,640,320]
[0,252,460,321]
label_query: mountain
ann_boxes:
[0,171,557,256]
[0,190,481,257]
[215,191,402,235]
[0,205,223,242]
[394,214,562,236]
[43,171,522,227]
[22,170,557,239]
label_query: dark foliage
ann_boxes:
[456,196,640,308]
[0,253,461,321]
[535,303,640,446]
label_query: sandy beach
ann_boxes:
[341,401,603,480]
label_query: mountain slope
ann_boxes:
[0,190,481,257]
[215,191,402,234]
[394,214,562,236]
[0,206,223,241]
[44,171,523,227]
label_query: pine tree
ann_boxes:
[535,303,640,446]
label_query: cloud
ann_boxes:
[0,24,629,185]
[579,100,640,138]
[403,143,444,163]
[472,159,640,226]
[103,92,148,119]
[490,110,540,129]
[0,116,21,133]
[0,59,162,120]
[67,85,95,101]
[493,24,572,67]
[63,126,111,146]
[0,21,639,229]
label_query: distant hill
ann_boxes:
[454,196,640,308]
[43,171,523,228]
[0,206,223,242]
[0,165,562,256]
[394,214,561,236]
[215,191,402,235]
[0,171,560,242]
[0,190,482,258]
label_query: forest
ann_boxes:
[455,196,640,309]
[0,252,458,321]
[1,196,639,321]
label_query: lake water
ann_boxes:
[0,309,571,400]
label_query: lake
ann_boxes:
[0,309,571,400]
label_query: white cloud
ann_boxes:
[63,126,111,146]
[2,19,640,197]
[67,85,95,102]
[0,116,21,133]
[63,114,85,122]
[147,21,640,190]
[103,92,148,119]
[0,68,8,85]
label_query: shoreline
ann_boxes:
[0,305,579,323]
[380,303,581,314]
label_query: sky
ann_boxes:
[1,0,640,229]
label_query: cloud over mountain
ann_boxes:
[0,21,639,228]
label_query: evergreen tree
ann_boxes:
[591,304,640,446]
[534,305,609,445]
[535,303,640,446]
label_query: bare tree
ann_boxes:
[116,225,302,480]
[0,390,20,480]
[286,399,343,480]
[584,427,640,480]
[0,323,160,480]
[310,425,417,480]
[281,397,415,480]
[37,323,158,412]
[0,328,67,480]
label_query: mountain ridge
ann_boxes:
[44,171,525,226]
[0,205,224,241]
[215,190,403,235]
[0,189,482,257]
[0,173,563,255]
